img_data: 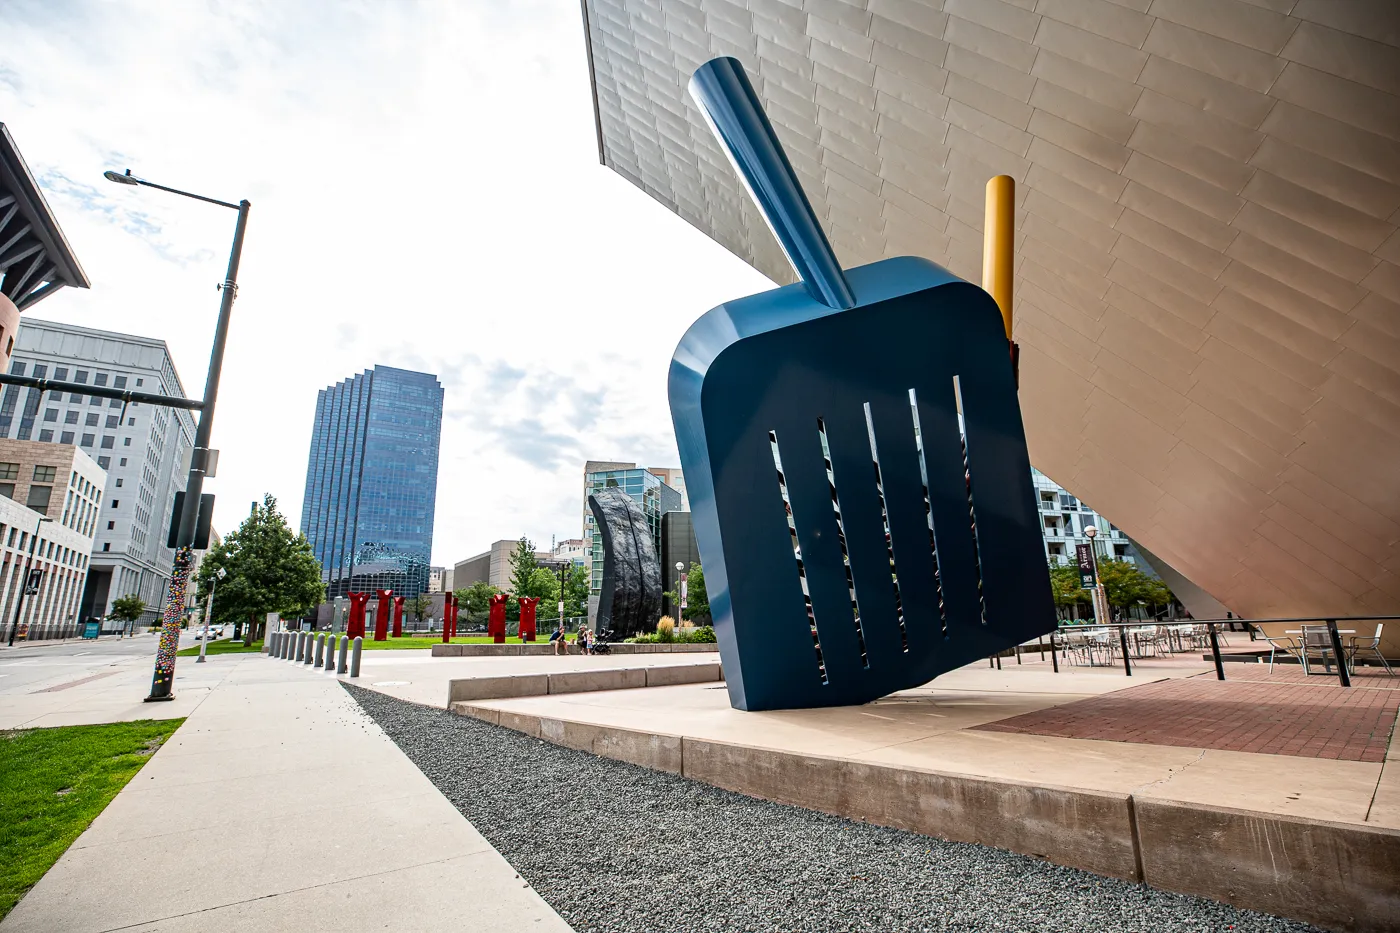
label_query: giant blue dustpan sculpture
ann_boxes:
[669,58,1055,712]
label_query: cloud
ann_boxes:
[0,0,774,563]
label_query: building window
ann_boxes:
[114,375,127,389]
[85,413,98,426]
[94,373,108,386]
[38,430,52,442]
[60,431,74,445]
[43,409,57,422]
[107,521,115,530]
[69,393,82,403]
[109,399,121,408]
[33,466,55,482]
[105,416,118,428]
[26,485,51,510]
[119,458,127,467]
[111,499,119,508]
[64,411,78,424]
[127,418,135,426]
[123,437,131,446]
[102,542,110,552]
[0,483,12,500]
[100,436,115,449]
[8,362,23,376]
[97,456,110,469]
[115,478,123,487]
[89,396,101,406]
[135,378,143,386]
[53,368,67,380]
[0,463,16,481]
[80,434,94,447]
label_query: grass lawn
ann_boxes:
[0,719,184,920]
[175,639,263,657]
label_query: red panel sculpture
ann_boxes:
[488,593,509,644]
[449,594,459,638]
[374,589,392,641]
[441,594,451,643]
[392,595,405,638]
[518,596,539,642]
[347,592,370,639]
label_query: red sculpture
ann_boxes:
[488,593,509,644]
[518,596,539,642]
[441,593,451,643]
[449,594,459,638]
[347,592,371,639]
[374,589,392,641]
[392,595,405,638]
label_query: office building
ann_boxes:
[301,365,443,598]
[579,1,1400,649]
[583,463,682,620]
[553,538,589,568]
[428,566,447,593]
[454,539,560,591]
[0,439,103,639]
[644,467,688,510]
[5,320,195,622]
[659,511,699,621]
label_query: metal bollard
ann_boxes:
[268,632,278,656]
[315,633,326,667]
[275,632,285,658]
[297,631,307,662]
[349,636,362,678]
[305,633,317,665]
[283,632,293,660]
[337,635,349,674]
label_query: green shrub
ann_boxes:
[680,625,716,643]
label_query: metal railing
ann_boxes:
[1037,615,1400,688]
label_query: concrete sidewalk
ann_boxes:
[1,652,572,933]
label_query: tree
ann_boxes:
[508,538,538,597]
[195,493,325,643]
[408,593,433,625]
[664,562,709,622]
[455,582,500,626]
[562,564,589,619]
[109,593,146,636]
[1047,562,1090,619]
[1095,558,1173,615]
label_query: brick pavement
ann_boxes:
[975,671,1400,762]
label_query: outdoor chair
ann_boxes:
[1251,627,1299,673]
[1299,625,1344,675]
[1348,624,1394,676]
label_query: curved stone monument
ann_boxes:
[588,488,662,638]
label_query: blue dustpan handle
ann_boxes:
[689,57,856,311]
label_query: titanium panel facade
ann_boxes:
[580,0,1400,621]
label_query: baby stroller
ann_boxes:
[592,629,614,655]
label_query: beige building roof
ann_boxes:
[580,0,1400,619]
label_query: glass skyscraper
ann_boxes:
[300,366,443,598]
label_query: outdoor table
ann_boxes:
[1286,629,1354,674]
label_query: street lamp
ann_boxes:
[104,168,250,701]
[675,561,686,627]
[1083,526,1108,626]
[7,515,53,647]
[196,566,226,664]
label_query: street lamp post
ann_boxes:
[7,515,53,647]
[196,566,226,664]
[675,561,686,627]
[104,168,250,702]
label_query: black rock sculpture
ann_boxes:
[588,488,662,638]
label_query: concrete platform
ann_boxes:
[431,641,716,657]
[417,656,1399,933]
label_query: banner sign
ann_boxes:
[1075,544,1096,589]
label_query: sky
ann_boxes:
[0,0,774,565]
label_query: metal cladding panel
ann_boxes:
[586,0,1400,623]
[671,256,1054,711]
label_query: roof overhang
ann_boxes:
[0,123,89,311]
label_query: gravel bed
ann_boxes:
[342,683,1318,933]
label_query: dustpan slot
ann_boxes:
[769,430,828,685]
[908,389,950,639]
[864,403,908,653]
[818,417,871,669]
[953,375,989,626]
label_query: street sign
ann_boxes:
[1075,544,1096,589]
[680,580,688,610]
[24,567,43,595]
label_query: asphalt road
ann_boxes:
[0,630,225,693]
